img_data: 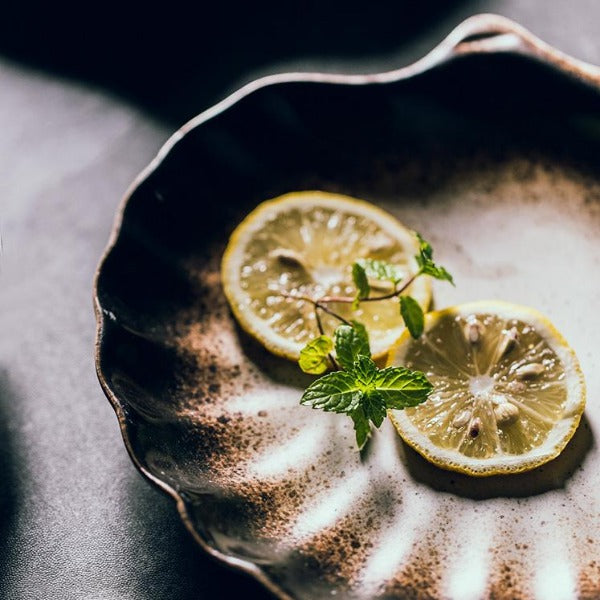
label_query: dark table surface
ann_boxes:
[1,2,599,598]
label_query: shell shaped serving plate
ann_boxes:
[95,15,600,599]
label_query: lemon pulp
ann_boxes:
[388,301,585,475]
[222,191,430,360]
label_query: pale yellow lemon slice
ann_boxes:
[221,191,430,361]
[388,301,586,476]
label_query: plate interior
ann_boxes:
[96,53,600,599]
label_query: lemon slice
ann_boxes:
[221,191,430,361]
[388,301,586,476]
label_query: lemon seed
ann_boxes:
[494,402,519,425]
[498,327,519,359]
[452,409,472,429]
[464,319,485,345]
[469,417,483,438]
[515,363,545,380]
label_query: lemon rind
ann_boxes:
[388,300,586,477]
[221,190,432,361]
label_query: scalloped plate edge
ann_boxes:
[93,13,600,599]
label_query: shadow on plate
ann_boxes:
[234,320,315,391]
[397,414,594,499]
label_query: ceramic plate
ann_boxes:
[95,15,600,599]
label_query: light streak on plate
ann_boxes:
[246,420,330,479]
[224,388,301,414]
[535,558,575,600]
[371,421,405,475]
[289,469,368,541]
[357,489,435,593]
[533,520,576,600]
[444,511,494,600]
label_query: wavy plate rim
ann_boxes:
[93,13,600,599]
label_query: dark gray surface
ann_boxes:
[1,2,599,599]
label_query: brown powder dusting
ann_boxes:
[224,477,308,541]
[488,560,528,600]
[381,540,442,600]
[173,316,255,410]
[296,510,376,586]
[578,561,600,600]
[118,149,600,597]
[185,413,277,470]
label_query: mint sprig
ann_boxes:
[348,234,453,340]
[355,258,405,285]
[291,231,453,450]
[400,295,425,339]
[298,335,334,374]
[300,322,433,449]
[334,322,370,371]
[351,262,370,309]
[300,370,363,413]
[415,232,454,285]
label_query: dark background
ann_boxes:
[0,1,599,599]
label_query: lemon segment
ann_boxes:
[387,301,586,476]
[221,191,431,361]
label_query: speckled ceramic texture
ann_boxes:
[95,15,600,600]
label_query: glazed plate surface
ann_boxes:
[95,15,600,599]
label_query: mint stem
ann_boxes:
[314,307,339,370]
[358,271,419,302]
[295,271,419,307]
[315,302,352,326]
[281,291,352,326]
[282,271,419,310]
[281,270,421,347]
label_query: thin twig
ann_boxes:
[281,291,352,326]
[281,270,420,325]
[318,271,420,304]
[316,295,353,304]
[315,308,339,370]
[315,302,352,326]
[314,304,326,336]
[359,271,420,302]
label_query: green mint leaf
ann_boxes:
[353,354,377,386]
[373,367,433,409]
[334,323,371,371]
[300,371,363,413]
[400,295,424,339]
[356,258,405,285]
[350,320,370,346]
[298,335,334,374]
[352,262,370,306]
[419,262,455,284]
[350,406,371,449]
[415,232,455,285]
[416,232,433,259]
[363,390,387,428]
